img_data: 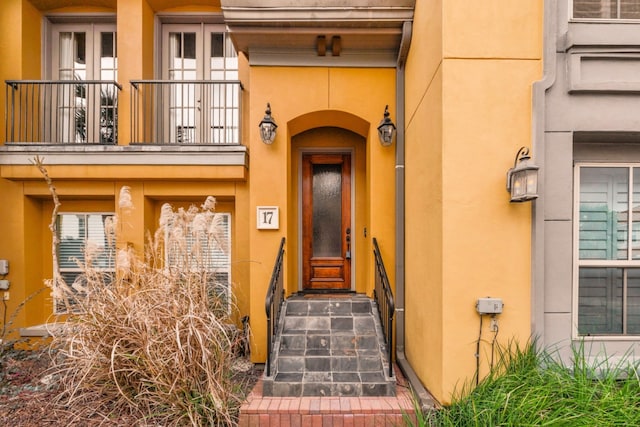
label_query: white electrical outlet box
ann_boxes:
[0,260,8,275]
[0,280,9,290]
[476,297,504,314]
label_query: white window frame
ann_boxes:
[55,212,115,314]
[573,163,640,339]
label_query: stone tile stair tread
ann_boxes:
[278,349,305,356]
[304,349,331,356]
[274,372,387,383]
[274,372,303,382]
[265,294,394,397]
[303,372,332,382]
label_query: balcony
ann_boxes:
[4,80,243,146]
[5,80,121,145]
[1,79,248,181]
[130,80,243,145]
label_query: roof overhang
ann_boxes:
[220,0,414,67]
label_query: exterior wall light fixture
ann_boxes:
[259,102,278,144]
[377,105,396,146]
[506,146,539,203]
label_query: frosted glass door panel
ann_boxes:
[312,164,342,257]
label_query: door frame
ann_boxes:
[298,148,355,292]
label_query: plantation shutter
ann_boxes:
[209,213,230,271]
[210,214,231,306]
[578,267,623,334]
[627,269,640,334]
[58,214,87,270]
[166,212,231,296]
[578,167,628,260]
[58,214,115,270]
[200,213,230,290]
[578,169,625,334]
[574,0,640,19]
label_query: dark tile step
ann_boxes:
[275,354,386,373]
[279,333,380,352]
[284,297,372,317]
[263,378,396,397]
[281,315,378,335]
[272,371,389,383]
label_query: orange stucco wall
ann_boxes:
[245,66,396,362]
[404,0,542,404]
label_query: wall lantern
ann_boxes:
[259,103,278,144]
[377,105,396,147]
[506,146,539,203]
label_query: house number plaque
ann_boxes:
[257,206,279,230]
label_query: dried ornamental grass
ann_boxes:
[50,192,243,426]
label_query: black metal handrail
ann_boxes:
[264,237,286,377]
[5,80,121,144]
[130,80,242,144]
[373,237,395,378]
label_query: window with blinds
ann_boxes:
[56,213,115,313]
[576,166,640,335]
[165,212,231,309]
[573,0,640,19]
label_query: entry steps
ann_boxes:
[262,294,396,397]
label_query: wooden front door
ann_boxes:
[302,153,352,291]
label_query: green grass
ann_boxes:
[415,341,640,427]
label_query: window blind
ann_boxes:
[56,213,115,313]
[574,0,640,19]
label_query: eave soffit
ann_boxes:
[220,0,415,62]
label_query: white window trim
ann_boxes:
[573,163,640,340]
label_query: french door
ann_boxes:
[302,153,352,291]
[51,24,117,143]
[161,24,238,143]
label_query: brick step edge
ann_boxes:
[238,411,413,426]
[239,366,417,426]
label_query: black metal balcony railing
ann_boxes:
[5,80,121,144]
[373,237,395,378]
[130,80,242,145]
[265,237,286,377]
